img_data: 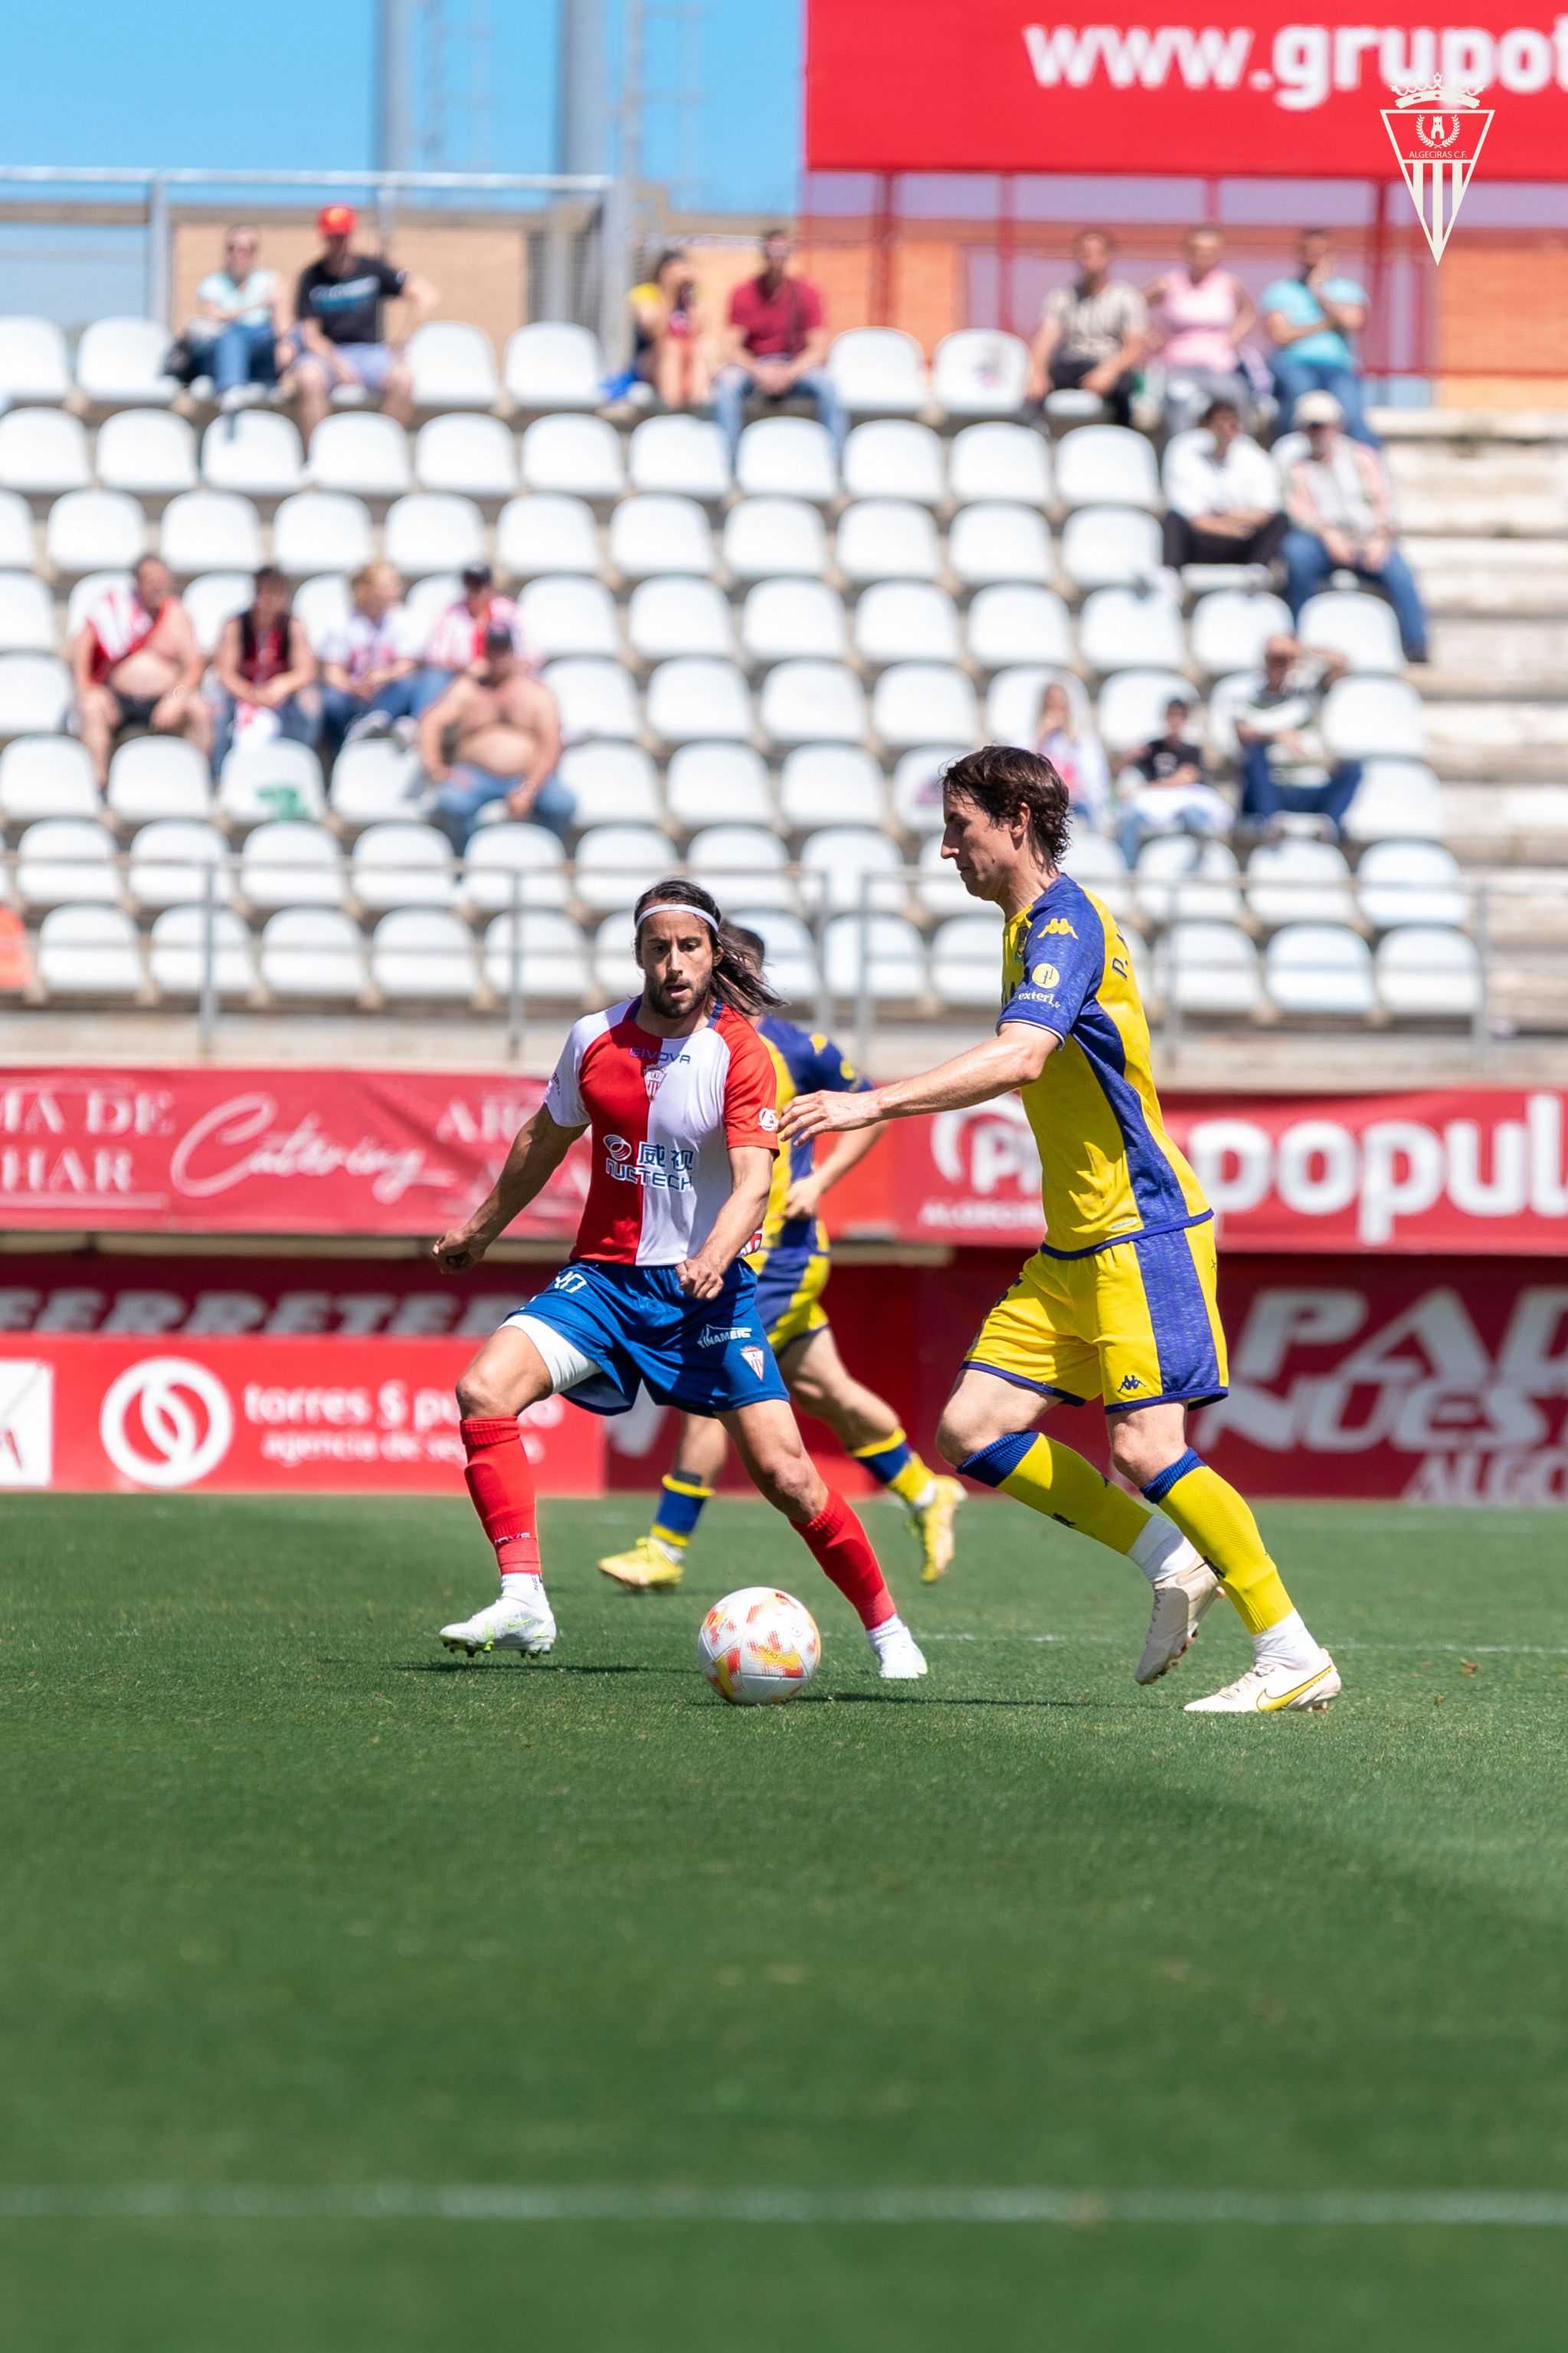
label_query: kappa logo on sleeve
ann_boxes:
[1036,918,1078,938]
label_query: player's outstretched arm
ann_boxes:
[780,1025,1058,1143]
[432,1108,586,1271]
[676,1145,774,1300]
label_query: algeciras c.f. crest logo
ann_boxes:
[1381,80,1494,263]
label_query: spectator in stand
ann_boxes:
[286,205,437,448]
[416,627,570,851]
[209,567,319,775]
[1117,696,1233,867]
[712,229,846,463]
[1282,393,1429,662]
[71,555,211,786]
[1262,228,1377,447]
[1026,230,1147,428]
[1232,633,1362,840]
[1143,226,1259,434]
[187,227,289,414]
[1161,397,1288,575]
[1035,680,1111,834]
[317,562,420,759]
[629,247,712,411]
[413,562,532,714]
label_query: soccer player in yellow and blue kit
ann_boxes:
[599,927,964,1591]
[781,746,1338,1712]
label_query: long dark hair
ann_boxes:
[632,877,783,1018]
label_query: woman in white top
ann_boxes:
[1144,226,1259,435]
[188,226,288,410]
[1035,680,1111,834]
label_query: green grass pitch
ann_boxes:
[4,1490,1568,2350]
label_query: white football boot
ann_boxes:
[868,1618,928,1680]
[439,1588,557,1658]
[1183,1650,1340,1714]
[1136,1558,1223,1685]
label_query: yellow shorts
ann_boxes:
[964,1219,1228,1413]
[748,1244,831,1355]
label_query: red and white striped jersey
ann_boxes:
[544,999,780,1264]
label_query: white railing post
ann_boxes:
[146,173,171,327]
[1473,875,1491,1070]
[506,867,525,1063]
[853,868,872,1074]
[198,855,218,1053]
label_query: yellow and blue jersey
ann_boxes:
[999,874,1210,1259]
[755,1016,871,1256]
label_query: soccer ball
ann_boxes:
[698,1587,820,1707]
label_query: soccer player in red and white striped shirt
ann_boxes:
[431,877,926,1678]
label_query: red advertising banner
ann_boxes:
[805,1,1568,176]
[0,1337,605,1496]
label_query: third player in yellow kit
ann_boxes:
[781,743,1338,1715]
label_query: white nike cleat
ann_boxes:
[1136,1558,1223,1685]
[1183,1650,1340,1714]
[869,1621,928,1680]
[439,1591,557,1658]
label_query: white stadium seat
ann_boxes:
[828,329,928,418]
[64,570,130,641]
[1298,589,1405,676]
[1245,840,1357,929]
[0,491,32,569]
[1056,424,1162,512]
[218,738,326,827]
[948,421,1052,507]
[736,417,839,503]
[800,827,905,913]
[0,319,71,406]
[75,318,180,408]
[1059,505,1162,591]
[778,746,885,832]
[0,736,99,822]
[308,413,413,498]
[483,909,590,1001]
[1341,760,1443,846]
[823,912,926,1002]
[37,906,142,998]
[915,831,971,914]
[965,584,1072,672]
[1357,841,1468,930]
[259,908,366,1001]
[759,659,866,747]
[272,492,373,575]
[372,909,478,1002]
[872,661,978,750]
[1098,670,1196,757]
[1324,677,1427,762]
[835,500,940,585]
[854,582,961,667]
[149,906,256,999]
[843,420,946,506]
[1376,926,1481,1016]
[406,321,499,411]
[201,411,304,497]
[0,408,91,496]
[1188,589,1292,681]
[106,736,213,824]
[931,330,1030,418]
[1156,920,1262,1016]
[894,746,966,836]
[17,818,119,908]
[289,572,352,654]
[608,493,715,580]
[987,664,1088,749]
[626,577,732,663]
[0,654,71,738]
[545,657,640,742]
[646,657,753,746]
[520,414,624,501]
[352,821,457,912]
[688,824,793,909]
[462,824,569,913]
[591,909,645,999]
[45,490,147,575]
[627,415,731,501]
[97,409,198,498]
[948,503,1052,588]
[382,492,483,577]
[1061,830,1133,919]
[740,578,846,665]
[1077,585,1184,676]
[0,572,54,654]
[240,820,345,912]
[560,742,663,827]
[414,413,519,500]
[732,907,820,998]
[504,323,604,411]
[931,912,1007,1007]
[722,497,827,582]
[1266,923,1377,1017]
[574,824,672,913]
[518,575,620,660]
[126,820,231,911]
[158,490,260,575]
[496,493,600,578]
[329,739,422,829]
[1134,837,1243,926]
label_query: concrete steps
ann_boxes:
[1426,703,1568,781]
[1405,538,1568,616]
[1439,785,1568,858]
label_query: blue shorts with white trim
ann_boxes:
[503,1259,790,1418]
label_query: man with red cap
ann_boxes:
[286,204,437,447]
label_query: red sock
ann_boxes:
[460,1417,540,1577]
[799,1489,895,1630]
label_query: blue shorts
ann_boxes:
[503,1260,790,1419]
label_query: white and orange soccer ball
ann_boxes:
[698,1587,820,1707]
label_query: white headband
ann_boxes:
[636,903,718,931]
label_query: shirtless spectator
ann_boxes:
[286,205,437,449]
[317,562,419,759]
[71,556,211,786]
[412,562,532,715]
[416,628,570,850]
[209,568,319,775]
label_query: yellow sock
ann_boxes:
[650,1474,712,1557]
[961,1430,1151,1554]
[853,1427,938,1510]
[1141,1450,1292,1634]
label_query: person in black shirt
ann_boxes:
[286,203,437,447]
[1117,696,1233,867]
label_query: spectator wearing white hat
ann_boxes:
[1282,392,1428,663]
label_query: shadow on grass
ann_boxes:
[392,1660,656,1679]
